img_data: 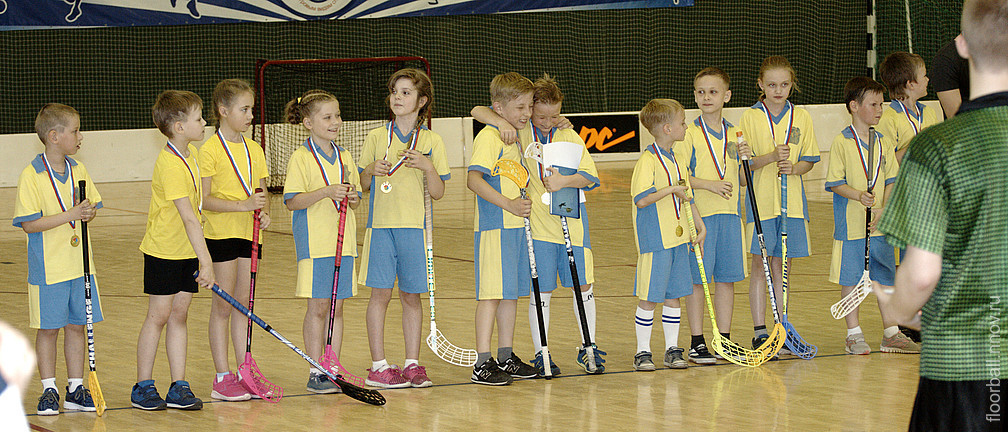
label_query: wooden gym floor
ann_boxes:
[0,157,920,431]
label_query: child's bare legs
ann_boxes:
[366,287,392,362]
[63,324,84,381]
[137,292,193,382]
[495,299,517,352]
[209,259,236,374]
[303,298,329,362]
[714,282,735,331]
[229,258,253,365]
[686,285,705,337]
[749,256,767,328]
[400,292,422,361]
[475,299,499,353]
[840,285,862,329]
[35,329,59,382]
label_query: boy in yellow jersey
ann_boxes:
[471,74,603,376]
[631,99,706,371]
[14,103,102,415]
[738,56,820,353]
[133,90,215,411]
[467,72,540,385]
[877,52,940,162]
[683,68,748,365]
[826,77,920,355]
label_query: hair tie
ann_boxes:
[297,97,302,105]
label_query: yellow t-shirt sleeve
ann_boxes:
[825,135,848,186]
[631,154,656,202]
[284,150,309,196]
[14,166,42,222]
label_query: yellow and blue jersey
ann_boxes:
[469,126,526,231]
[631,143,692,254]
[518,125,599,247]
[358,122,451,229]
[13,155,103,285]
[283,139,361,259]
[738,102,820,222]
[198,133,269,241]
[825,127,899,240]
[685,116,742,218]
[876,100,940,153]
[140,143,203,260]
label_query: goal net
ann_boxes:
[253,57,431,192]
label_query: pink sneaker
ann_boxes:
[238,373,273,399]
[402,364,433,388]
[211,372,251,401]
[364,366,410,389]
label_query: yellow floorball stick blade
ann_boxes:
[492,159,529,188]
[88,371,106,416]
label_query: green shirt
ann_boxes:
[878,92,1008,381]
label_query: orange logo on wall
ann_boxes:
[580,126,635,152]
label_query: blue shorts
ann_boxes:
[358,228,426,294]
[296,256,357,300]
[748,216,811,258]
[690,214,746,284]
[475,228,531,300]
[531,240,593,292]
[829,236,896,286]
[29,275,103,330]
[634,244,692,303]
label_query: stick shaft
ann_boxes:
[325,195,349,346]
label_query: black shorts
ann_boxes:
[909,376,1004,431]
[143,254,199,295]
[206,238,262,262]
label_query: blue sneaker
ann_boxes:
[37,388,60,416]
[64,385,96,412]
[531,350,561,376]
[131,380,166,411]
[576,346,607,374]
[165,380,202,410]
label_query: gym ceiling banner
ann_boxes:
[0,0,692,30]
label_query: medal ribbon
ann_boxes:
[384,121,419,176]
[760,100,794,148]
[217,130,253,197]
[849,126,882,190]
[531,124,555,182]
[165,141,202,215]
[308,137,344,186]
[650,143,682,220]
[41,154,76,228]
[699,116,729,180]
[896,100,921,135]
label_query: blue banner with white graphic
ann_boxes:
[0,0,692,30]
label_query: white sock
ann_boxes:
[404,359,418,368]
[883,326,900,338]
[216,372,228,382]
[529,292,552,353]
[662,306,681,350]
[68,378,83,391]
[309,367,322,375]
[634,307,654,353]
[847,326,863,337]
[371,359,389,372]
[573,287,597,342]
[41,378,56,392]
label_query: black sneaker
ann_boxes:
[688,343,717,365]
[752,334,779,360]
[500,353,539,379]
[165,380,202,410]
[899,326,921,343]
[471,358,513,386]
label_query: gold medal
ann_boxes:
[70,234,80,247]
[676,226,684,237]
[380,181,392,194]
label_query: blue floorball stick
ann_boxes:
[204,280,385,406]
